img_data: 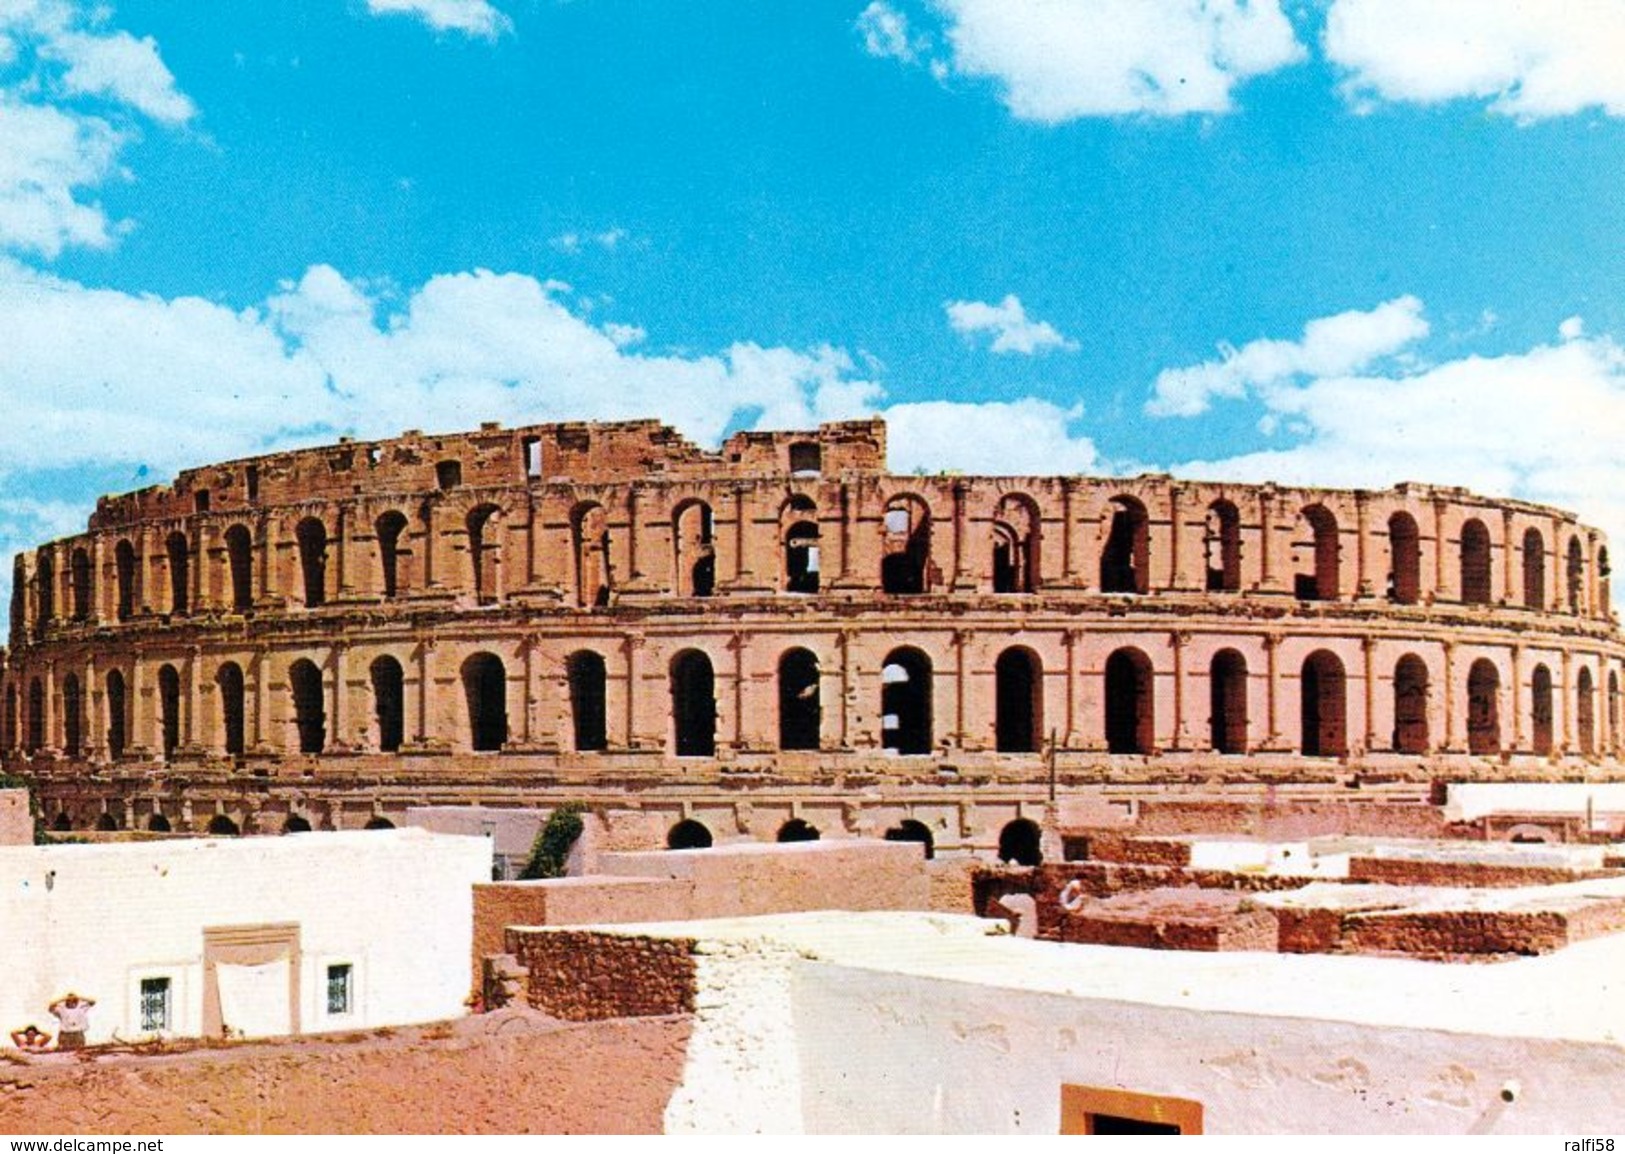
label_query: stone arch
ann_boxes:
[567,650,608,752]
[1505,823,1555,845]
[206,814,240,837]
[1300,650,1347,757]
[115,539,137,621]
[375,510,409,599]
[672,498,716,598]
[70,547,92,621]
[881,494,932,594]
[282,815,313,833]
[52,811,71,831]
[667,818,712,850]
[95,812,118,831]
[881,647,933,755]
[148,813,172,833]
[1105,647,1154,754]
[24,677,43,752]
[1532,663,1554,756]
[1388,512,1421,604]
[997,818,1042,866]
[994,646,1042,753]
[461,652,508,752]
[33,552,53,636]
[1578,665,1596,757]
[1205,500,1242,592]
[105,669,126,759]
[1100,496,1149,594]
[782,494,820,594]
[1296,505,1339,601]
[1393,653,1429,755]
[670,649,716,757]
[992,493,1040,594]
[62,674,82,758]
[289,658,325,754]
[466,503,502,604]
[216,662,246,756]
[225,524,254,611]
[884,819,935,859]
[777,818,821,842]
[370,655,405,753]
[1468,659,1501,755]
[364,816,396,830]
[1460,519,1492,605]
[157,663,181,758]
[778,647,821,751]
[572,502,611,608]
[296,517,328,608]
[1523,527,1546,611]
[1209,648,1248,754]
[166,530,189,615]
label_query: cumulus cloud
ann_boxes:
[945,293,1077,355]
[0,1,194,257]
[884,398,1100,475]
[1147,295,1427,416]
[872,0,1305,120]
[1325,0,1625,119]
[365,0,511,39]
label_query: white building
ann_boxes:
[1,829,489,1044]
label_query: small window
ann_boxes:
[436,460,462,490]
[194,490,211,513]
[789,441,821,475]
[524,436,543,478]
[140,976,171,1033]
[326,963,353,1015]
[245,465,259,502]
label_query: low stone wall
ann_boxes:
[1347,857,1617,888]
[1130,801,1452,840]
[1077,832,1193,867]
[1050,889,1277,952]
[473,876,690,974]
[510,928,697,1021]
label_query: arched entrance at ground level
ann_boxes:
[1104,648,1154,755]
[206,814,240,836]
[52,812,71,831]
[667,819,713,850]
[777,818,820,842]
[567,650,608,752]
[147,813,171,833]
[462,653,508,752]
[1209,649,1247,754]
[105,670,127,759]
[778,648,821,751]
[881,648,933,754]
[995,647,1042,753]
[670,650,716,757]
[1300,650,1347,758]
[289,659,325,754]
[997,818,1042,866]
[95,813,118,831]
[1393,654,1429,754]
[884,819,935,860]
[370,656,405,753]
[217,662,246,756]
[1532,664,1554,756]
[1467,659,1501,755]
[282,815,312,833]
[364,817,396,830]
[157,664,181,757]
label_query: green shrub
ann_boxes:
[518,802,587,880]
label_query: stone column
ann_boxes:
[130,649,147,756]
[422,499,439,589]
[1433,498,1448,602]
[1561,647,1574,754]
[837,483,852,583]
[258,514,278,606]
[84,653,100,761]
[192,523,208,612]
[93,536,108,624]
[731,630,746,750]
[951,481,972,591]
[42,659,56,752]
[732,483,749,585]
[626,487,642,583]
[1354,491,1371,598]
[1510,644,1523,751]
[335,503,352,597]
[1441,640,1457,752]
[1256,492,1273,591]
[184,646,199,748]
[952,629,967,750]
[1061,477,1080,584]
[1166,484,1185,592]
[1502,508,1516,606]
[837,628,853,749]
[1263,633,1281,748]
[253,647,270,751]
[330,641,347,751]
[1169,630,1188,750]
[1361,636,1376,755]
[1063,628,1079,747]
[623,633,642,750]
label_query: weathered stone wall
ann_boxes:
[511,929,696,1021]
[473,875,691,975]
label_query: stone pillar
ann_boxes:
[192,523,208,612]
[731,631,746,750]
[415,639,435,744]
[1510,644,1523,751]
[184,646,199,749]
[1167,485,1184,592]
[42,659,56,752]
[626,487,642,583]
[1561,647,1574,754]
[837,483,852,583]
[1361,636,1376,755]
[258,514,278,606]
[1433,498,1448,602]
[130,649,147,756]
[951,481,972,591]
[84,653,100,761]
[1169,630,1188,750]
[330,641,347,751]
[952,629,967,750]
[1502,508,1516,606]
[335,503,352,598]
[253,647,270,751]
[837,628,853,749]
[1063,628,1078,747]
[422,499,439,589]
[1257,492,1273,591]
[1263,633,1281,748]
[93,536,108,624]
[623,633,642,749]
[1061,477,1079,584]
[138,527,156,614]
[732,484,749,585]
[1442,640,1457,752]
[1354,491,1371,598]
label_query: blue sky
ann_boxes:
[4,0,1625,588]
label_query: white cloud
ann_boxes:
[1325,0,1625,120]
[927,0,1305,120]
[883,398,1101,475]
[0,1,194,257]
[550,228,631,254]
[857,1,919,62]
[945,293,1077,355]
[1561,316,1585,341]
[1147,295,1428,416]
[365,0,511,39]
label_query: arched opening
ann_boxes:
[1611,670,1622,755]
[881,496,932,594]
[296,518,328,608]
[1100,497,1149,594]
[52,812,71,831]
[62,674,81,758]
[1300,650,1347,757]
[777,818,821,842]
[1205,500,1242,592]
[34,553,53,636]
[216,662,245,756]
[24,678,44,752]
[115,539,136,621]
[206,814,240,837]
[881,647,933,755]
[105,670,126,759]
[369,656,404,753]
[70,547,92,621]
[1393,654,1429,754]
[166,530,189,615]
[788,441,821,475]
[225,525,254,611]
[992,495,1039,593]
[778,648,821,751]
[466,503,500,604]
[461,653,508,752]
[997,818,1042,866]
[289,658,325,754]
[1209,649,1248,754]
[566,651,608,752]
[783,506,820,594]
[994,647,1042,753]
[1297,506,1339,601]
[883,819,935,859]
[148,813,171,833]
[375,511,408,599]
[1523,528,1546,610]
[1568,537,1585,613]
[1388,512,1420,604]
[1601,547,1613,617]
[95,812,118,831]
[1468,659,1501,755]
[364,816,396,830]
[670,649,716,757]
[1105,647,1154,754]
[282,815,312,833]
[667,819,712,850]
[1577,666,1596,756]
[573,503,611,608]
[673,500,716,598]
[1460,519,1492,605]
[436,460,461,489]
[157,664,181,758]
[1532,663,1554,756]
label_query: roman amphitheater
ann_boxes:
[2,417,1620,854]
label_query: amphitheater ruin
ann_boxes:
[2,417,1621,853]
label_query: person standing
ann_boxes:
[47,993,94,1050]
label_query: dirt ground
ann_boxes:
[0,1008,691,1135]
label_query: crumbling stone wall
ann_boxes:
[510,928,697,1021]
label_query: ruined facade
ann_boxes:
[2,417,1621,850]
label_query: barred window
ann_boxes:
[140,977,171,1033]
[327,964,353,1015]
